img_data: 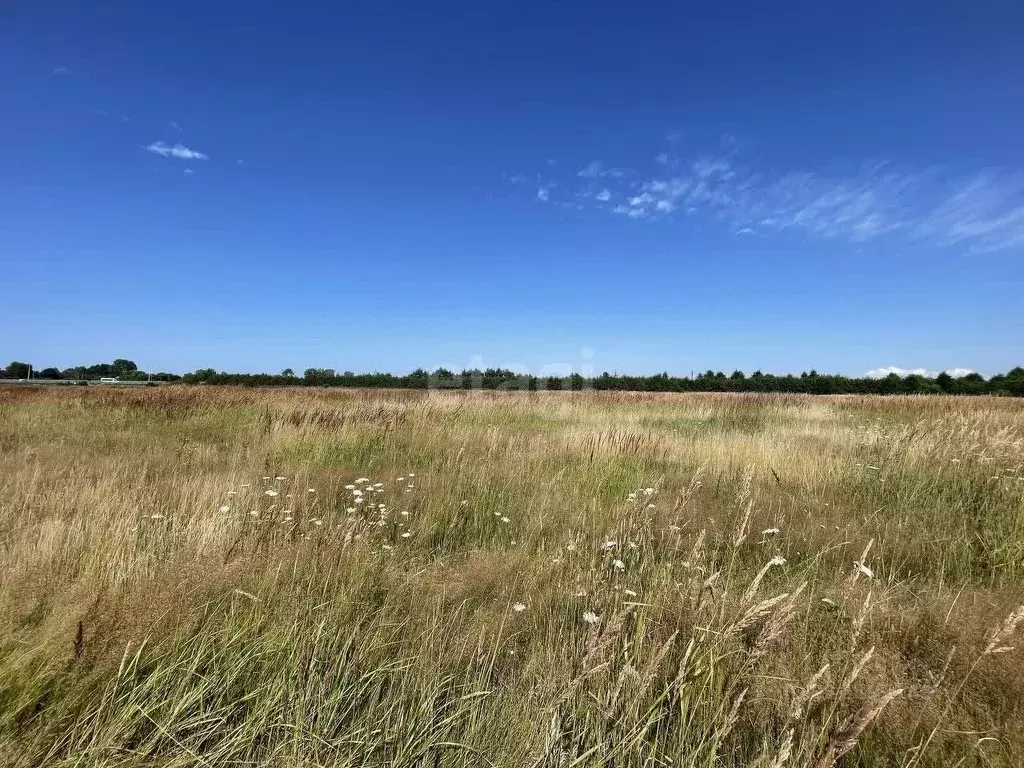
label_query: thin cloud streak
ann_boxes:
[623,158,1024,252]
[145,141,208,160]
[515,146,1024,253]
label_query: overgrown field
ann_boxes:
[1,386,1023,767]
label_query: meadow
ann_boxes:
[1,385,1023,767]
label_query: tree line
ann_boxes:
[1,360,181,382]
[183,365,1024,396]
[6,360,1023,396]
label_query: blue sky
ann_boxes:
[3,0,1023,377]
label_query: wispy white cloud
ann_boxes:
[613,204,646,219]
[509,146,1024,252]
[145,141,207,160]
[912,172,1024,252]
[170,121,183,132]
[866,366,935,378]
[865,366,975,378]
[502,134,1024,251]
[577,160,625,179]
[51,66,69,75]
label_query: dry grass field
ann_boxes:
[1,386,1023,767]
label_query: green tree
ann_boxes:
[112,359,138,377]
[3,361,31,378]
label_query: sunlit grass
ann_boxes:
[0,386,1022,766]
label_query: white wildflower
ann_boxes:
[761,527,780,536]
[311,519,322,526]
[500,516,510,523]
[612,559,626,571]
[624,589,638,597]
[219,505,231,513]
[512,603,526,613]
[602,540,617,550]
[401,531,412,538]
[264,489,278,497]
[227,490,237,496]
[345,484,356,490]
[307,488,316,493]
[275,476,286,480]
[582,611,601,626]
[768,555,787,567]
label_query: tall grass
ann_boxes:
[1,386,1023,766]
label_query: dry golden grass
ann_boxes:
[1,385,1023,766]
